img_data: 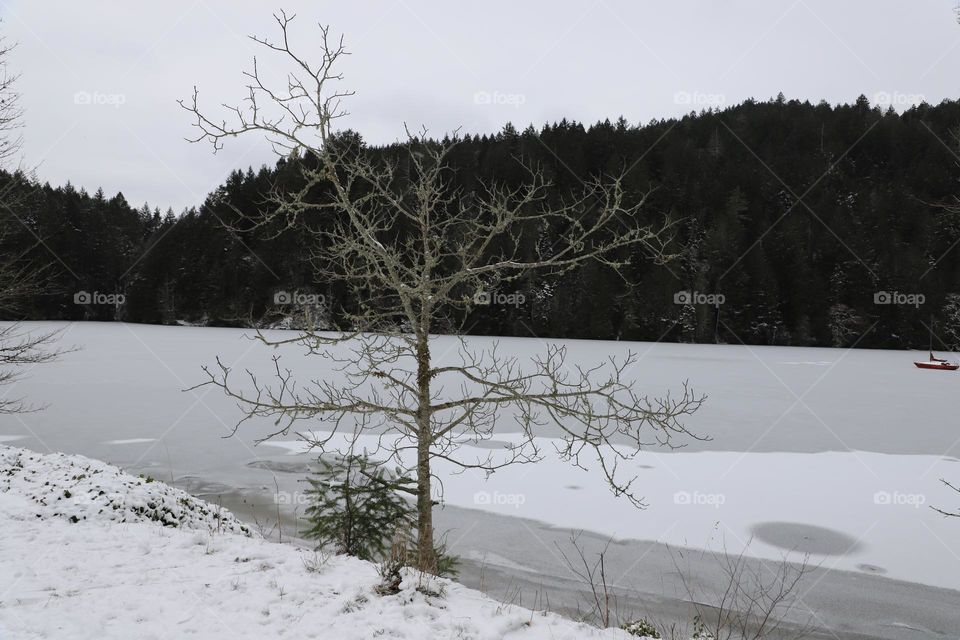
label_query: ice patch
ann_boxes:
[102,438,157,445]
[750,522,864,555]
[259,440,312,456]
[464,549,537,573]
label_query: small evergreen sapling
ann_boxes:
[303,455,414,561]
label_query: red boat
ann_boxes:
[914,319,958,370]
[914,357,959,371]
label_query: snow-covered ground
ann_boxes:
[0,446,636,639]
[2,322,959,591]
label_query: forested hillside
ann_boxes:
[4,94,960,349]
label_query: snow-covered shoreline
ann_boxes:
[0,446,635,639]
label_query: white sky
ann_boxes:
[2,0,959,211]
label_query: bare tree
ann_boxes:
[0,26,61,414]
[555,533,620,628]
[933,478,960,518]
[552,535,813,638]
[181,12,704,572]
[0,28,22,169]
[0,324,60,414]
[670,544,814,640]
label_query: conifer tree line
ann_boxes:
[5,94,960,350]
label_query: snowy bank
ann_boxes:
[0,446,251,535]
[0,446,637,639]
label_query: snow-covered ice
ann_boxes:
[262,435,960,589]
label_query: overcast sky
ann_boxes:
[2,0,959,211]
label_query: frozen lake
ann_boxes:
[1,321,959,595]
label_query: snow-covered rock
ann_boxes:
[0,446,637,639]
[0,445,251,535]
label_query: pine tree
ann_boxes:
[303,455,415,561]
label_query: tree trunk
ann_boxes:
[415,429,435,572]
[414,332,436,572]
